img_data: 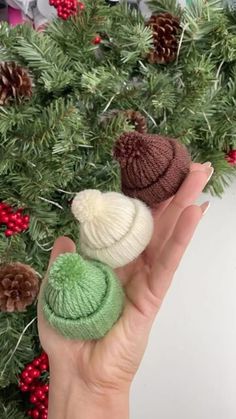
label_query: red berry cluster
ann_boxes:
[19,352,49,419]
[49,0,84,20]
[226,149,236,165]
[0,202,30,237]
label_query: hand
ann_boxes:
[37,163,213,419]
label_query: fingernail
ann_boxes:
[203,162,212,167]
[201,201,211,215]
[206,167,214,183]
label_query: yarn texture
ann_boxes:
[42,253,124,340]
[71,189,154,269]
[114,131,191,206]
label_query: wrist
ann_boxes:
[48,363,130,419]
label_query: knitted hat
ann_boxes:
[71,190,153,269]
[42,253,124,340]
[114,131,191,206]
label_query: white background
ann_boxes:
[131,179,236,419]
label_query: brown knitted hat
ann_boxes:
[114,131,191,206]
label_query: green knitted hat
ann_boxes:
[42,253,125,340]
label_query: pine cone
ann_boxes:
[124,110,147,133]
[0,62,33,105]
[147,13,180,64]
[0,262,39,312]
[100,109,147,133]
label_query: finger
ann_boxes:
[151,162,207,218]
[200,201,210,215]
[146,167,213,264]
[148,167,213,259]
[151,197,173,220]
[190,162,211,171]
[149,204,203,301]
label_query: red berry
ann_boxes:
[29,368,41,379]
[41,414,48,419]
[24,215,30,222]
[30,394,38,404]
[12,225,21,233]
[42,384,49,392]
[39,362,48,372]
[0,203,7,210]
[0,214,9,223]
[38,403,46,411]
[31,409,40,419]
[92,36,101,45]
[26,364,34,371]
[33,358,41,367]
[25,376,33,384]
[7,221,16,228]
[9,213,18,221]
[21,223,29,230]
[21,370,29,379]
[78,2,84,9]
[14,217,23,225]
[35,388,45,399]
[5,229,14,237]
[27,410,33,417]
[31,385,36,392]
[20,383,29,392]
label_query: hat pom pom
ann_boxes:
[113,131,148,168]
[71,190,103,223]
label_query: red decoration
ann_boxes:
[19,352,49,419]
[226,149,236,165]
[0,202,30,237]
[92,35,102,45]
[49,0,84,20]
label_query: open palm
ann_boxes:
[38,163,212,395]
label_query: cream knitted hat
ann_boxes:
[71,190,154,268]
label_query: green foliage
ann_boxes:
[1,0,236,414]
[0,308,38,388]
[0,401,27,419]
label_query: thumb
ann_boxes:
[47,236,76,273]
[38,236,76,317]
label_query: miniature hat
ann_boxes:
[114,131,191,206]
[42,253,124,340]
[71,189,154,269]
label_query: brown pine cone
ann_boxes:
[0,262,39,312]
[0,62,33,105]
[147,13,180,64]
[124,110,147,133]
[100,109,147,133]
